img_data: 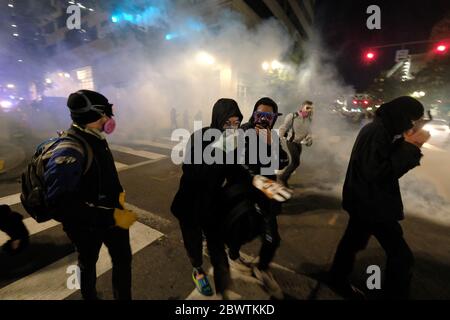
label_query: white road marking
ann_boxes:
[0,147,166,207]
[128,140,176,151]
[110,145,167,160]
[423,143,446,152]
[0,193,21,206]
[114,161,128,170]
[0,218,59,244]
[0,221,163,300]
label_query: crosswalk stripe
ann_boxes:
[114,161,128,170]
[110,145,167,160]
[423,142,446,152]
[0,221,163,300]
[0,147,165,207]
[128,140,177,151]
[0,218,59,244]
[0,193,21,206]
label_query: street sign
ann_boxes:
[395,49,409,62]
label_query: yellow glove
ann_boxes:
[114,208,137,229]
[119,191,126,209]
[114,191,136,229]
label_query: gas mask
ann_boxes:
[300,105,313,118]
[103,117,116,134]
[212,129,240,152]
[70,91,116,134]
[253,111,277,129]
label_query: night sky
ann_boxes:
[315,0,450,91]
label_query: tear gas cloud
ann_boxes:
[17,1,450,226]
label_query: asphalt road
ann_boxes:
[0,135,449,300]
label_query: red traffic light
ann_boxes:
[363,50,376,62]
[435,43,448,54]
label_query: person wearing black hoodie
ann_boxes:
[226,97,289,300]
[171,98,244,299]
[329,96,431,299]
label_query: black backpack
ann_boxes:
[20,129,93,223]
[222,183,263,248]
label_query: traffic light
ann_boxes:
[363,50,376,62]
[434,43,448,54]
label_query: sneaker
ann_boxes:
[253,266,284,300]
[229,256,253,276]
[192,268,214,296]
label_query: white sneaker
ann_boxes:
[229,256,253,276]
[253,267,284,300]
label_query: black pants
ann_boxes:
[0,205,28,240]
[178,216,230,294]
[64,225,132,300]
[228,192,281,271]
[279,141,302,184]
[330,216,414,299]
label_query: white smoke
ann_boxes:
[17,1,450,225]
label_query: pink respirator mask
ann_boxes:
[71,91,116,134]
[103,117,116,134]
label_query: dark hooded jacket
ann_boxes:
[171,99,244,222]
[342,96,424,222]
[240,97,288,180]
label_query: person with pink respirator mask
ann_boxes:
[278,100,314,188]
[25,89,137,300]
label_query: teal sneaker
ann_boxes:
[192,267,213,296]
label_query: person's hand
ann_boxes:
[119,191,126,208]
[303,135,313,147]
[113,208,137,229]
[252,175,293,202]
[114,191,137,229]
[404,128,431,148]
[256,126,272,145]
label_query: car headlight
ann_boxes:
[0,100,13,109]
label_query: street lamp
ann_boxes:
[196,51,215,65]
[271,60,282,70]
[262,62,270,71]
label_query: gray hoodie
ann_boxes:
[279,112,312,144]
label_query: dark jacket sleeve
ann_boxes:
[359,128,423,182]
[44,147,115,227]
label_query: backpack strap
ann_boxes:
[44,129,94,175]
[65,129,94,175]
[288,112,299,143]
